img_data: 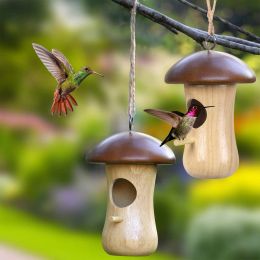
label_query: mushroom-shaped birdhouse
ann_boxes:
[87,131,175,256]
[165,50,256,178]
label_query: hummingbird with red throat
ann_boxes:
[32,43,103,115]
[144,99,214,146]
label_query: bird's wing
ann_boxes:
[32,43,67,84]
[52,49,74,74]
[144,109,182,128]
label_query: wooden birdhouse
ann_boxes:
[87,131,175,256]
[165,50,256,178]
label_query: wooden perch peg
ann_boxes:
[110,216,123,223]
[174,138,195,146]
[87,131,175,255]
[165,50,256,178]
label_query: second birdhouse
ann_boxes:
[87,131,175,255]
[165,50,255,178]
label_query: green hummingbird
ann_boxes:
[32,43,103,115]
[144,99,214,146]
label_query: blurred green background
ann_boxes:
[0,0,259,259]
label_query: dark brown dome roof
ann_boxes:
[87,131,175,165]
[165,50,256,85]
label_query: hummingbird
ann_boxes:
[32,43,103,115]
[144,100,214,146]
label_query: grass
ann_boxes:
[0,205,173,260]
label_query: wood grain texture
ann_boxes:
[102,164,158,256]
[183,84,239,178]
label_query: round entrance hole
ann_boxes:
[187,98,208,128]
[112,178,137,208]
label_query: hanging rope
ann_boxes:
[203,0,217,50]
[206,0,217,35]
[128,0,137,131]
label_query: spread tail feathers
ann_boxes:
[51,90,78,116]
[160,130,176,146]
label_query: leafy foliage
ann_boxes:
[186,207,260,260]
[17,138,78,199]
[0,0,50,46]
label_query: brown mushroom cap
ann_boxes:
[165,50,256,85]
[87,131,175,165]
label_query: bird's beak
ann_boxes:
[203,106,215,108]
[91,70,104,77]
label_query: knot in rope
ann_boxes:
[203,0,217,50]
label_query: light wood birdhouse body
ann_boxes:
[88,131,175,255]
[165,50,255,178]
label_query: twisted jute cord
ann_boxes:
[202,0,217,50]
[128,0,137,131]
[206,0,217,35]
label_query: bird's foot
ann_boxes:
[51,91,78,116]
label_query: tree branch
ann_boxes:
[176,0,260,43]
[112,0,260,55]
[192,28,260,48]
